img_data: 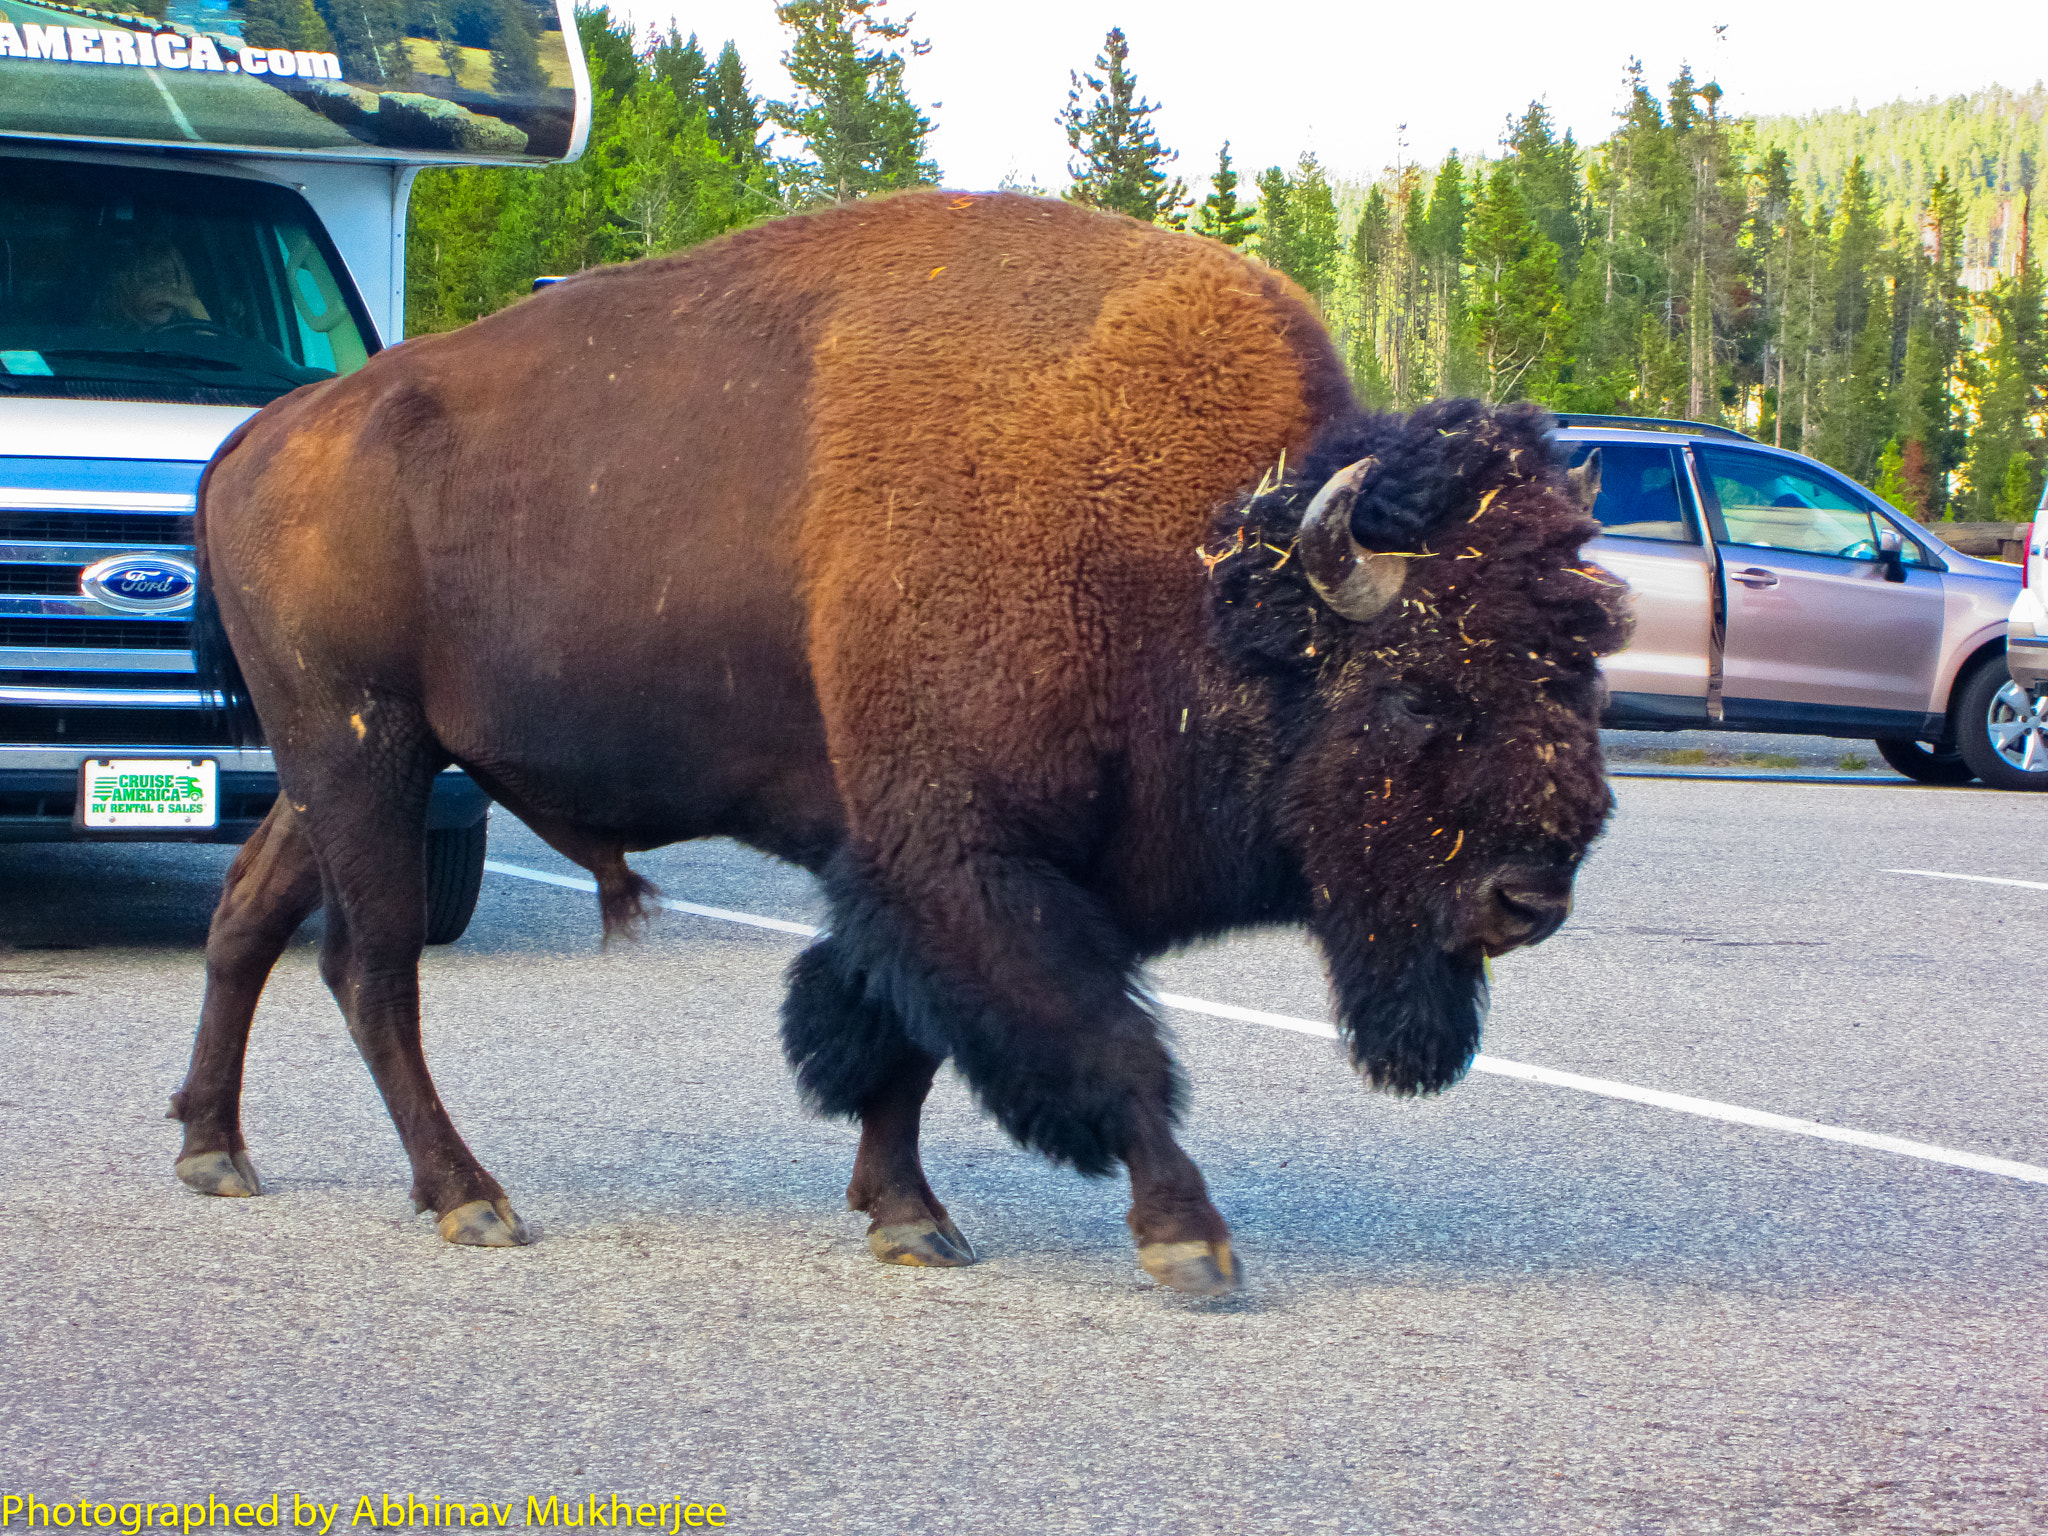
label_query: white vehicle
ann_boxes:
[1994,491,2048,787]
[1,0,590,940]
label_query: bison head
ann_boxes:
[1204,399,1631,1095]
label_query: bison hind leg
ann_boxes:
[173,794,323,1198]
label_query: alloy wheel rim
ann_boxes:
[1986,681,2048,773]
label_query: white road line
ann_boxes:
[483,859,2048,1187]
[483,860,821,935]
[1886,868,2048,893]
[141,67,202,141]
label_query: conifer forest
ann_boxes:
[403,4,2048,521]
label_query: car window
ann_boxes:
[1695,446,1890,561]
[1565,442,1695,542]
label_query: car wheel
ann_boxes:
[1873,735,1976,784]
[1953,656,2048,792]
[424,816,489,944]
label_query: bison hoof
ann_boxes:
[436,1198,531,1248]
[1138,1239,1243,1297]
[175,1149,262,1198]
[868,1216,976,1268]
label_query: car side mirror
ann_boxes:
[1876,527,1907,582]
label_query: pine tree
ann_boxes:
[1998,449,2040,518]
[241,0,332,53]
[1255,154,1337,301]
[771,0,939,206]
[311,0,411,85]
[1831,158,1883,351]
[1058,28,1189,224]
[424,2,466,88]
[1872,438,1912,513]
[605,81,734,258]
[1503,100,1583,275]
[1253,165,1292,270]
[1817,270,1894,479]
[1920,168,1971,512]
[1346,183,1396,405]
[707,40,776,205]
[486,0,546,98]
[1963,224,2046,519]
[1394,163,1429,402]
[1418,153,1476,395]
[577,2,640,100]
[1192,143,1255,247]
[647,27,707,109]
[1467,161,1566,401]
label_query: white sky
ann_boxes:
[635,1,2048,193]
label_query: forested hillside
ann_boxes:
[403,8,2048,521]
[1755,87,2046,286]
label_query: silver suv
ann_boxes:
[1555,416,2037,790]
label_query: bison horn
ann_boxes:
[1297,457,1407,623]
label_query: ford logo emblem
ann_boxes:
[81,553,199,614]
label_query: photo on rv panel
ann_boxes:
[0,0,580,161]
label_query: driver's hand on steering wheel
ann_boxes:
[136,290,212,328]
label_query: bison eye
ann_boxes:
[1388,690,1445,726]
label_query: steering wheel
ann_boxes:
[151,319,234,340]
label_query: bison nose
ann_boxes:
[1479,875,1572,955]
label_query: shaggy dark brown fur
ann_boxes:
[179,191,1624,1292]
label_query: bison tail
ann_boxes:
[594,851,662,945]
[192,417,266,748]
[191,578,263,749]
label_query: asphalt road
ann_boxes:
[2,775,2044,1533]
[0,0,358,149]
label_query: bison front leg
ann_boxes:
[783,941,974,1267]
[848,1055,976,1267]
[1121,1100,1241,1297]
[813,849,1241,1296]
[170,796,323,1197]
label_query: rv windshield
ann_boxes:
[0,158,375,408]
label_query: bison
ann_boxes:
[173,191,1627,1296]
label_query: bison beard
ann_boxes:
[1314,893,1489,1095]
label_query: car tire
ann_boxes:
[423,815,489,944]
[1953,655,2048,792]
[1873,735,1976,784]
